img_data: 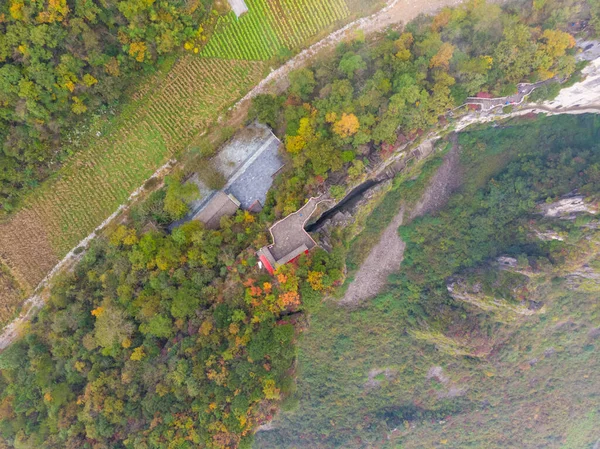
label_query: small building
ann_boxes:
[170,123,283,232]
[257,197,323,275]
[193,191,240,229]
[258,244,310,275]
[227,0,248,17]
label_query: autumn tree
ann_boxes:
[332,113,360,139]
[338,51,367,79]
[163,171,200,219]
[430,42,455,70]
[288,68,317,100]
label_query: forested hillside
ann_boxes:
[0,1,599,448]
[256,114,600,449]
[0,0,212,211]
[250,0,580,215]
[0,205,344,448]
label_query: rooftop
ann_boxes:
[224,132,282,209]
[170,123,283,230]
[258,197,327,274]
[268,197,321,261]
[193,192,240,229]
[227,0,248,17]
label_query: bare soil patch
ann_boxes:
[359,0,466,35]
[340,207,405,305]
[410,134,463,219]
[0,209,58,293]
[0,269,23,327]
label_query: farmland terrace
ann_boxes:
[0,0,383,305]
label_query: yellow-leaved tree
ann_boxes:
[332,113,360,139]
[430,42,455,70]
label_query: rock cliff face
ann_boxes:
[446,199,600,324]
[566,264,600,291]
[446,269,539,321]
[545,41,600,109]
[538,195,598,218]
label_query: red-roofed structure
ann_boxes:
[258,253,275,275]
[257,197,326,275]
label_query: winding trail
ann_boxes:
[464,80,556,111]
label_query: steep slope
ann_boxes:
[255,114,600,449]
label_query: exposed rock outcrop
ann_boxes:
[538,195,597,219]
[447,279,539,318]
[565,264,600,291]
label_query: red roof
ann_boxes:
[476,92,493,98]
[287,249,309,266]
[259,254,275,275]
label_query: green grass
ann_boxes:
[201,0,351,60]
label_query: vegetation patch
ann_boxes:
[201,0,351,60]
[0,58,266,292]
[0,265,24,328]
[254,113,600,448]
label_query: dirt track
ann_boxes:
[340,208,406,305]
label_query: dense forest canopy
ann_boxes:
[250,0,585,216]
[0,0,211,212]
[0,206,344,448]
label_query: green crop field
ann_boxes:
[201,0,351,60]
[0,57,267,292]
[0,0,380,300]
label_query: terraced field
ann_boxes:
[0,266,23,328]
[201,0,351,59]
[0,0,381,306]
[0,58,266,291]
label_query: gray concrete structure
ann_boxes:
[170,123,283,230]
[224,135,283,209]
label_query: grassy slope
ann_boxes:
[0,0,383,298]
[254,114,600,449]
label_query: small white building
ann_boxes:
[228,0,248,18]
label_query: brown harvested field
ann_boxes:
[0,264,25,327]
[0,209,57,297]
[0,57,266,295]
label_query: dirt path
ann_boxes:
[359,0,466,34]
[341,135,462,305]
